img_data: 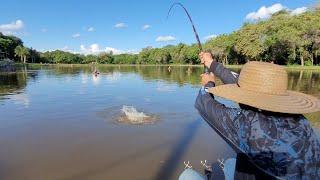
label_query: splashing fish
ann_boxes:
[118,105,158,125]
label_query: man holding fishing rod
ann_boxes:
[183,52,320,179]
[167,3,320,179]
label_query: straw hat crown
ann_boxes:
[238,62,288,95]
[208,61,320,114]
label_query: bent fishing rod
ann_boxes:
[167,2,209,73]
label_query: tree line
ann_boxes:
[0,6,319,66]
[205,7,320,66]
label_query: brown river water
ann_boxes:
[0,65,319,179]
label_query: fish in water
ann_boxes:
[97,105,159,125]
[118,105,158,125]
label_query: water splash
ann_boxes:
[97,105,159,125]
[118,105,157,125]
[121,105,149,121]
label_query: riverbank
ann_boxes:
[0,59,16,72]
[16,63,320,70]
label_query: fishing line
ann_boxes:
[166,2,209,73]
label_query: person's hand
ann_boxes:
[200,72,215,86]
[199,52,214,68]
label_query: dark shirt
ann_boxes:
[195,62,320,179]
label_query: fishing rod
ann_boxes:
[167,2,209,73]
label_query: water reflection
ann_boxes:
[287,70,320,98]
[0,72,27,94]
[156,82,176,92]
[92,74,100,86]
[1,65,320,105]
[81,73,89,84]
[10,65,320,96]
[1,67,40,108]
[1,65,319,126]
[105,72,122,82]
[9,93,30,107]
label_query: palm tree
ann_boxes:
[14,46,29,63]
[23,48,30,63]
[14,46,24,62]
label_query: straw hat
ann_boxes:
[208,61,320,114]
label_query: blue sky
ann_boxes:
[0,0,316,54]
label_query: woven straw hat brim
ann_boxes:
[208,84,320,114]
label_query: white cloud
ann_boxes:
[38,46,76,53]
[156,35,176,42]
[114,23,127,28]
[72,33,81,38]
[126,49,140,54]
[105,47,139,55]
[61,45,75,53]
[41,28,47,32]
[79,43,138,55]
[142,24,151,30]
[290,7,307,16]
[105,47,123,54]
[87,27,95,32]
[80,43,101,54]
[0,19,24,35]
[204,34,217,41]
[246,3,284,20]
[246,4,308,20]
[62,45,69,50]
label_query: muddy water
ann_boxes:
[0,65,319,179]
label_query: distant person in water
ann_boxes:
[93,69,100,76]
[168,66,171,72]
[187,67,192,75]
[181,52,320,179]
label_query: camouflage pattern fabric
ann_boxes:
[195,62,320,179]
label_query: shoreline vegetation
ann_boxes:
[1,5,320,67]
[17,63,320,71]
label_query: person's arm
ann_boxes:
[195,74,243,147]
[199,52,239,84]
[209,61,238,84]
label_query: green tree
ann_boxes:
[0,32,23,60]
[234,23,267,61]
[14,45,29,63]
[113,54,138,64]
[138,47,152,64]
[169,43,187,64]
[98,52,114,64]
[29,48,41,63]
[205,33,236,65]
[153,48,171,64]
